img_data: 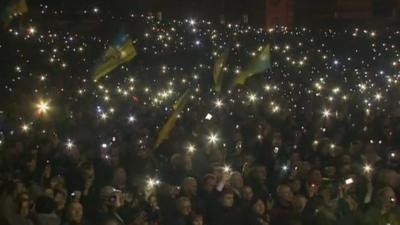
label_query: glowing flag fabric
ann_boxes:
[234,44,271,85]
[92,38,136,81]
[1,0,28,28]
[154,89,191,149]
[213,48,229,92]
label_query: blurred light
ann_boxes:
[187,144,196,153]
[363,164,373,173]
[223,165,231,173]
[215,99,223,108]
[208,133,219,144]
[146,177,160,189]
[21,124,29,132]
[28,27,36,34]
[36,100,50,115]
[322,109,331,118]
[128,115,136,123]
[66,139,74,149]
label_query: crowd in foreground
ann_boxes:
[1,6,400,225]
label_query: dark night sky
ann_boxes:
[26,0,400,25]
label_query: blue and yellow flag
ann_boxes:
[213,48,229,92]
[92,36,137,82]
[154,89,191,149]
[1,0,28,28]
[234,44,271,85]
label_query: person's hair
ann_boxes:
[176,196,191,213]
[182,177,196,186]
[220,187,234,197]
[203,173,216,182]
[176,196,190,207]
[16,192,30,212]
[35,195,56,214]
[63,201,82,221]
[250,197,265,208]
[191,213,203,222]
[276,184,291,196]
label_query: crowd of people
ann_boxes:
[1,5,400,225]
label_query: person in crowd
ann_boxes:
[190,214,203,225]
[270,184,294,225]
[241,185,255,211]
[168,196,192,225]
[1,9,400,225]
[8,192,34,225]
[209,188,242,225]
[244,198,270,225]
[95,186,125,225]
[230,172,244,199]
[35,195,61,225]
[62,201,84,225]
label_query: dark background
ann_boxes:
[23,0,400,27]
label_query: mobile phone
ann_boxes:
[345,178,354,185]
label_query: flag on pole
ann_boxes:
[154,89,191,149]
[1,0,28,28]
[234,44,271,85]
[92,37,137,82]
[213,48,229,92]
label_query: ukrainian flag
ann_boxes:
[1,0,28,28]
[154,89,191,149]
[234,44,271,85]
[92,37,137,82]
[213,48,229,92]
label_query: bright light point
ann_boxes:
[330,144,336,149]
[322,109,331,118]
[332,87,340,94]
[187,144,196,153]
[21,124,29,132]
[189,19,196,25]
[375,93,382,101]
[28,27,35,34]
[215,99,223,108]
[36,100,50,115]
[100,113,107,120]
[282,165,288,171]
[101,143,107,148]
[66,139,74,149]
[205,113,213,120]
[391,152,396,158]
[272,106,280,113]
[223,165,231,173]
[128,115,136,123]
[363,164,373,173]
[208,133,219,144]
[248,93,257,102]
[146,177,160,189]
[93,7,99,13]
